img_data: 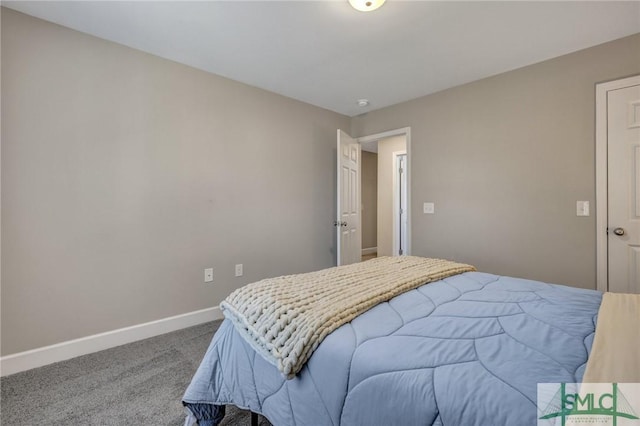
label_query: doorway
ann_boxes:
[336,127,411,266]
[359,128,411,261]
[596,75,640,293]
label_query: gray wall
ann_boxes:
[1,9,349,355]
[352,33,640,290]
[361,151,377,250]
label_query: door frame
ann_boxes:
[358,127,412,256]
[595,75,640,292]
[393,151,407,256]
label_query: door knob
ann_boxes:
[342,222,347,227]
[613,227,625,236]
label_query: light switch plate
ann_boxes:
[423,202,435,214]
[576,201,589,217]
[204,268,214,283]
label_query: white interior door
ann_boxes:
[337,130,361,266]
[608,83,640,294]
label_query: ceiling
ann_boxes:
[4,1,640,117]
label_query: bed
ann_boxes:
[182,257,637,426]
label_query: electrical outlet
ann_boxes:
[204,268,214,283]
[235,264,243,277]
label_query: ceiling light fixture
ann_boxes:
[348,0,386,12]
[357,99,370,107]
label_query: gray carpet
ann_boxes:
[1,321,271,426]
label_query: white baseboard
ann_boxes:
[0,306,223,377]
[362,247,377,256]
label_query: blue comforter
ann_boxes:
[183,272,602,425]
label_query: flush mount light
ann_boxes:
[357,99,370,107]
[348,0,386,12]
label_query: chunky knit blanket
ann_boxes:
[220,256,475,379]
[582,292,640,383]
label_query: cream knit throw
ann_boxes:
[220,256,475,379]
[582,292,640,383]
